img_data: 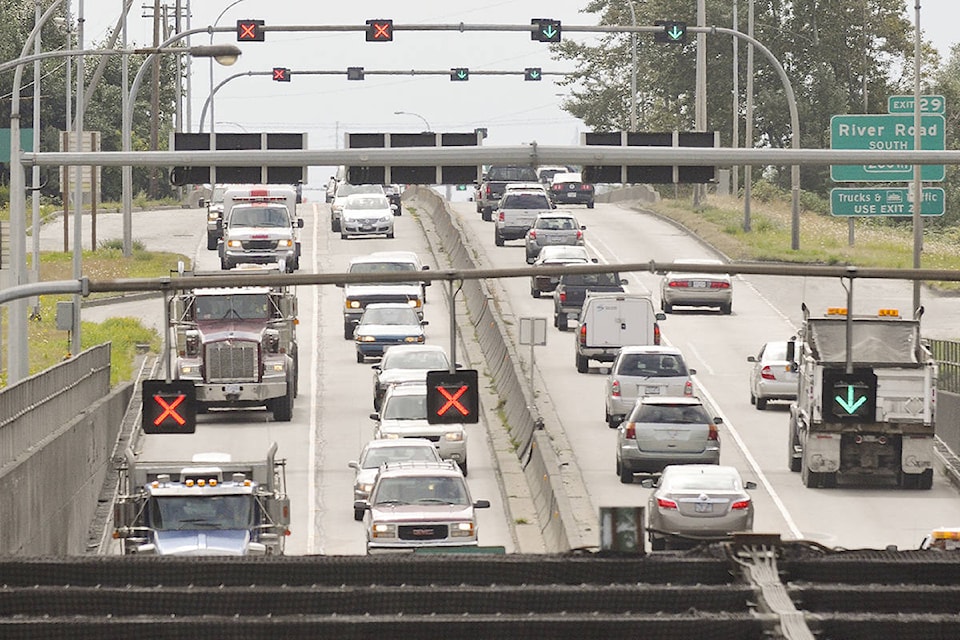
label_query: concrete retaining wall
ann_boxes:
[595,184,660,205]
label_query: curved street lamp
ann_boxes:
[393,110,432,132]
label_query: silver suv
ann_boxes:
[524,212,586,263]
[355,461,491,553]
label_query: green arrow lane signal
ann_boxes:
[531,18,561,42]
[654,20,687,44]
[451,68,469,81]
[667,25,684,40]
[835,384,868,414]
[524,67,542,81]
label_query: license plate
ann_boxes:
[692,281,708,288]
[361,225,373,231]
[225,383,241,395]
[644,386,661,394]
[566,192,577,198]
[694,502,713,513]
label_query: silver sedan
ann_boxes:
[524,212,585,263]
[645,464,756,551]
[747,340,798,410]
[660,258,732,314]
[604,346,696,428]
[347,438,442,521]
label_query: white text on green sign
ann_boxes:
[887,95,946,115]
[830,188,945,217]
[829,114,945,182]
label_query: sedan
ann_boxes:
[330,183,384,232]
[340,194,395,239]
[548,172,595,208]
[616,396,721,484]
[645,465,756,551]
[354,303,428,363]
[604,346,696,428]
[372,344,452,411]
[747,341,798,410]
[524,212,586,263]
[660,258,732,314]
[347,438,442,520]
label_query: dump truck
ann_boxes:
[113,443,290,555]
[787,306,937,489]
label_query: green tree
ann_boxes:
[554,0,923,196]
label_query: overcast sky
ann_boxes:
[79,1,957,187]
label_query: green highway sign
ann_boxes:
[830,114,945,182]
[887,95,946,115]
[830,187,945,217]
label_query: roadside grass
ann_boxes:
[2,242,189,388]
[647,192,960,290]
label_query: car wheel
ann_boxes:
[576,353,589,374]
[531,287,540,299]
[206,232,218,250]
[650,536,666,551]
[459,459,468,477]
[556,313,567,331]
[662,302,673,314]
[494,230,504,246]
[606,411,619,429]
[750,392,756,406]
[721,302,732,315]
[340,232,348,240]
[619,463,633,484]
[356,351,365,364]
[482,207,493,222]
[344,322,355,340]
[221,258,232,271]
[788,417,802,473]
[332,219,340,232]
[271,380,294,422]
[353,508,364,522]
[917,469,934,490]
[756,397,767,411]
[586,201,595,209]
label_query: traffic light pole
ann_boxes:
[448,280,458,375]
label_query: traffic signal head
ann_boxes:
[531,18,562,43]
[426,369,479,424]
[366,18,393,41]
[272,67,290,82]
[654,20,687,44]
[347,66,365,81]
[822,368,877,423]
[236,19,265,42]
[141,380,197,434]
[524,67,542,81]
[450,68,470,82]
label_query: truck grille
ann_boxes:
[206,341,258,382]
[398,524,449,541]
[242,239,278,250]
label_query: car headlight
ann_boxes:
[404,335,424,343]
[179,364,199,376]
[357,335,377,342]
[207,212,219,222]
[346,300,361,309]
[380,215,392,223]
[359,483,375,494]
[381,433,401,440]
[270,362,285,372]
[407,299,421,309]
[371,523,397,539]
[278,239,293,248]
[226,239,243,248]
[450,522,475,537]
[444,431,464,442]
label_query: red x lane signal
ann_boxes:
[237,19,265,42]
[142,380,197,434]
[366,19,393,42]
[273,67,291,82]
[426,370,479,425]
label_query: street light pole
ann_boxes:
[393,110,432,132]
[210,0,248,135]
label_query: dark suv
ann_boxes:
[475,165,539,219]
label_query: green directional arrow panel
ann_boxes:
[450,68,469,81]
[822,368,877,423]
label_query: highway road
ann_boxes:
[443,197,960,552]
[55,194,960,554]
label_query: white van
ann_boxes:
[574,292,665,373]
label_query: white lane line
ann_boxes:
[308,201,320,554]
[684,342,715,376]
[591,227,804,540]
[695,381,804,540]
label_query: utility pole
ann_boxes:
[149,0,161,198]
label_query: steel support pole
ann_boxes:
[448,279,456,374]
[911,0,923,314]
[30,0,42,320]
[71,0,86,356]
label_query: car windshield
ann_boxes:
[488,166,538,181]
[502,194,550,209]
[618,353,687,376]
[385,351,448,370]
[150,495,253,531]
[536,217,577,230]
[361,307,418,326]
[362,446,438,469]
[229,206,290,228]
[562,273,621,287]
[195,294,271,321]
[338,184,383,198]
[346,196,389,210]
[666,475,740,491]
[381,394,427,420]
[374,476,468,505]
[635,404,710,424]
[349,261,418,286]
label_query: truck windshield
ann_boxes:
[229,206,290,228]
[488,166,538,182]
[150,495,254,531]
[349,262,418,285]
[374,476,468,505]
[196,294,270,321]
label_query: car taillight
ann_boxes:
[580,184,593,191]
[559,291,567,303]
[653,323,661,345]
[708,424,719,441]
[576,230,583,240]
[624,422,636,439]
[611,379,621,397]
[485,185,492,195]
[684,380,693,396]
[552,184,562,191]
[730,499,751,510]
[760,365,776,380]
[710,282,731,289]
[656,497,678,510]
[498,211,505,222]
[669,281,689,288]
[579,323,587,345]
[529,230,537,239]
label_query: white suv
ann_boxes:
[355,461,490,553]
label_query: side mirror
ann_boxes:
[348,461,360,471]
[639,478,658,488]
[474,500,491,509]
[580,225,586,230]
[371,364,381,371]
[297,219,304,228]
[198,198,206,208]
[353,500,370,513]
[591,258,599,263]
[688,368,697,375]
[620,278,629,285]
[421,320,429,326]
[713,417,724,425]
[336,282,344,288]
[745,481,757,490]
[747,355,758,363]
[655,312,666,321]
[369,413,380,421]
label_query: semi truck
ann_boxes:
[172,267,298,421]
[113,443,290,556]
[787,305,937,489]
